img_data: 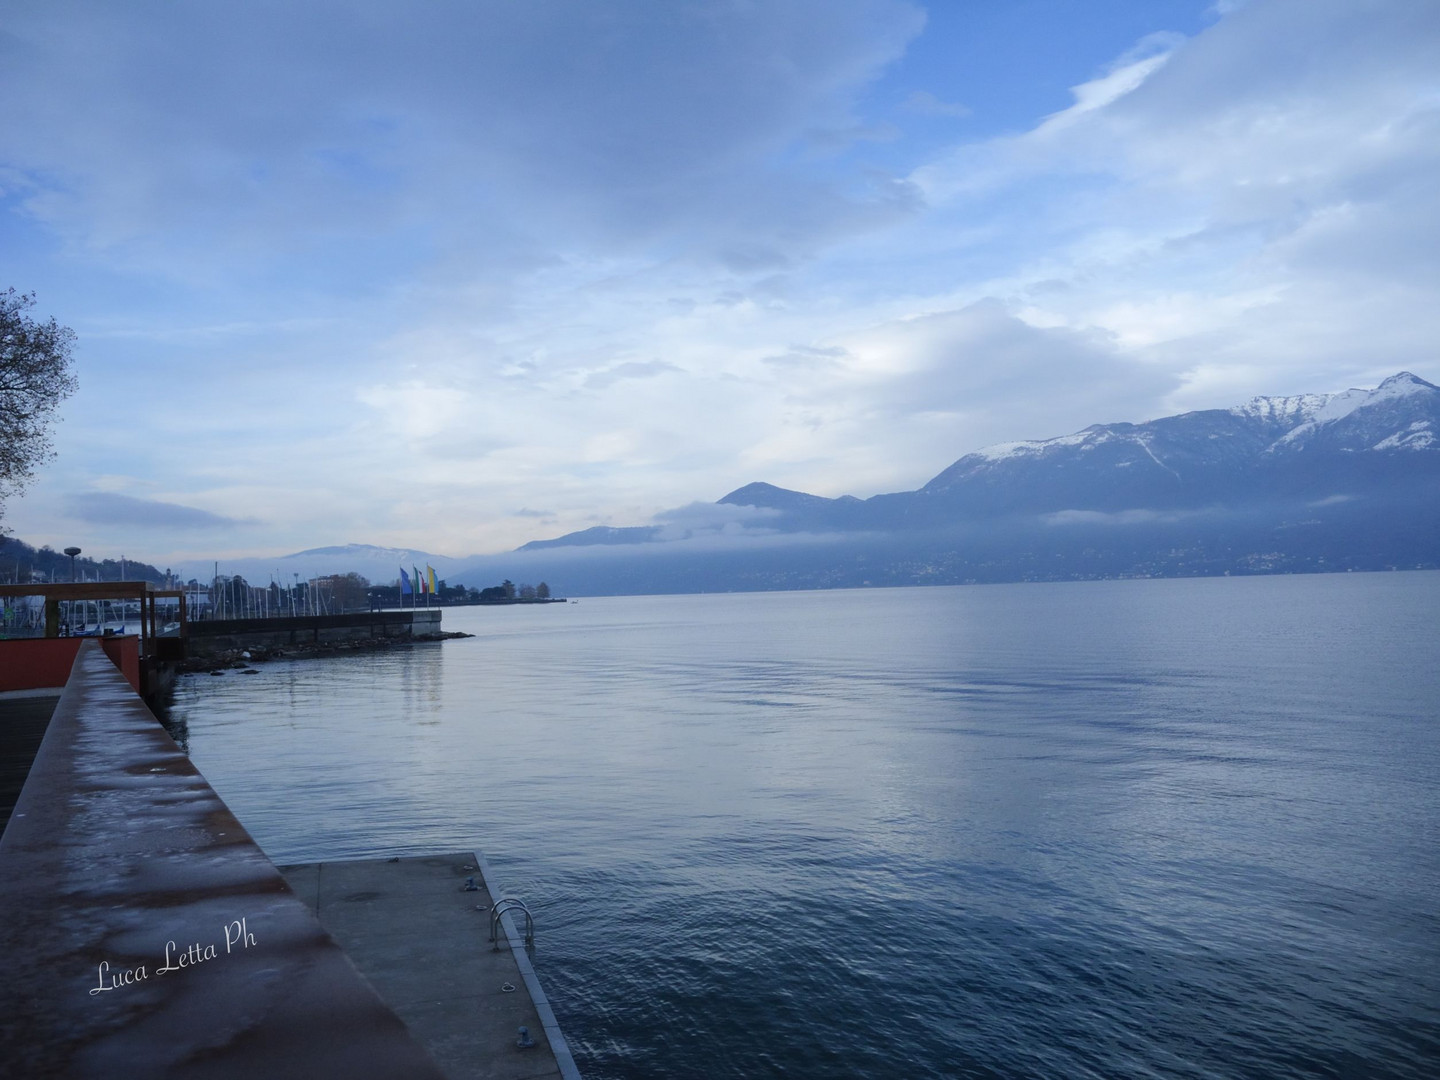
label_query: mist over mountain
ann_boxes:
[171,544,461,588]
[55,373,1431,597]
[712,372,1439,525]
[450,372,1439,594]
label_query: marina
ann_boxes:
[0,576,456,700]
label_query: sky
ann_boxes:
[2,0,1437,565]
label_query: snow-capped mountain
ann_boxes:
[702,371,1440,527]
[514,372,1439,558]
[923,371,1437,493]
[1262,373,1437,453]
[163,373,1437,594]
[499,372,1437,593]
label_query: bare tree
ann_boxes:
[1,289,78,529]
[318,572,371,612]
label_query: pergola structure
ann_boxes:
[0,581,187,657]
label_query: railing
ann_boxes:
[488,897,535,949]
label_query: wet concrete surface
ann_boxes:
[281,854,579,1080]
[0,641,446,1078]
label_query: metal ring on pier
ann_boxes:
[488,897,534,949]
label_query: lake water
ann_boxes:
[168,573,1440,1079]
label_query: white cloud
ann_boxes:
[583,360,684,390]
[0,0,926,270]
[652,501,782,541]
[4,0,1439,561]
[1043,508,1196,527]
[908,0,1440,413]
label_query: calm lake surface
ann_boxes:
[169,573,1440,1079]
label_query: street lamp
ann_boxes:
[62,546,82,635]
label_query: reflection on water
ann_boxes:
[148,685,188,753]
[171,573,1440,1079]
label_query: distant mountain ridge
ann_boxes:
[518,371,1439,540]
[488,372,1438,593]
[519,525,659,552]
[107,372,1439,596]
[938,371,1435,473]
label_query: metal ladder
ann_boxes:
[488,897,535,950]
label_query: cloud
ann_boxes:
[584,360,683,390]
[761,344,850,370]
[905,0,1440,411]
[504,523,851,562]
[0,0,926,268]
[1042,508,1196,528]
[511,501,797,556]
[64,493,257,530]
[823,301,1180,470]
[651,500,781,541]
[7,1,1440,563]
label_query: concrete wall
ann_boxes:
[0,636,140,694]
[185,609,442,657]
[102,636,141,692]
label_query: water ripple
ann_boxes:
[170,575,1440,1078]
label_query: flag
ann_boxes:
[414,565,425,595]
[399,567,412,595]
[427,565,438,594]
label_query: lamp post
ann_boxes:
[63,546,82,635]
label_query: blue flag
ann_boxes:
[399,566,413,595]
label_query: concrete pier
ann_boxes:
[281,853,580,1080]
[0,641,449,1077]
[0,637,583,1079]
[185,608,444,657]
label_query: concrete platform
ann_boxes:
[280,853,579,1080]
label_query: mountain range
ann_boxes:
[714,370,1439,526]
[478,371,1439,593]
[145,372,1440,594]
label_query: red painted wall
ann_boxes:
[100,636,141,693]
[0,636,141,694]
